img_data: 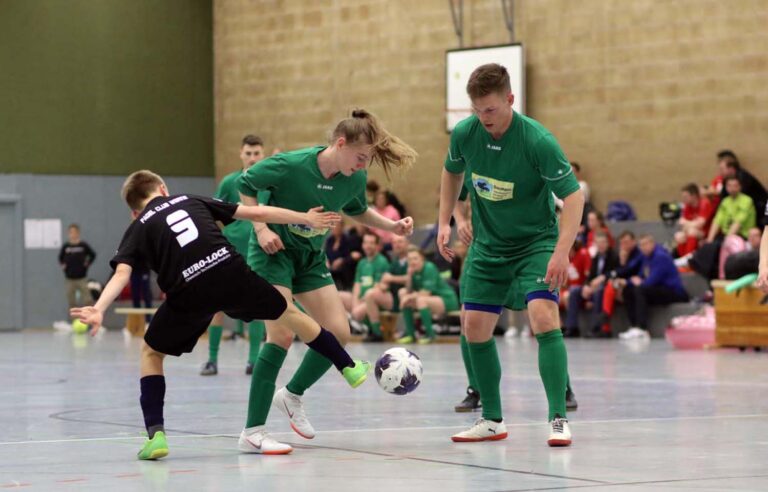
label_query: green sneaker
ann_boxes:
[342,360,370,388]
[137,431,169,460]
[417,336,435,345]
[397,335,415,344]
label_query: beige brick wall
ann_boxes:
[215,0,768,224]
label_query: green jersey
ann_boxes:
[412,261,455,301]
[389,255,408,276]
[713,193,756,237]
[444,112,580,255]
[237,146,369,252]
[354,253,389,298]
[215,170,251,256]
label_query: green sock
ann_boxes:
[248,321,265,364]
[235,319,245,336]
[468,338,502,421]
[460,335,478,391]
[208,325,223,363]
[370,321,382,336]
[402,308,416,337]
[285,348,333,396]
[536,330,568,421]
[245,343,286,428]
[418,308,435,338]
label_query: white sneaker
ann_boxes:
[238,426,293,455]
[272,387,315,439]
[53,321,72,332]
[451,418,508,442]
[548,417,572,447]
[619,327,649,340]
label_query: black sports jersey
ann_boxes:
[111,194,239,296]
[58,241,96,279]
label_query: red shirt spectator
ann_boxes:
[682,195,714,235]
[568,246,592,288]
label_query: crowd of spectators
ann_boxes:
[332,152,765,342]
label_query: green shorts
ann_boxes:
[248,247,334,294]
[441,292,461,313]
[460,244,557,311]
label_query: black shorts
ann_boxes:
[144,259,287,356]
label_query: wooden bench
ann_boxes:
[712,280,768,348]
[375,310,462,343]
[115,307,157,337]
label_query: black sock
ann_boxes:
[140,375,165,438]
[306,328,354,371]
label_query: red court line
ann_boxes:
[115,473,142,479]
[169,469,197,475]
[56,478,88,483]
[0,484,31,489]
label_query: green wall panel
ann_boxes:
[0,0,213,176]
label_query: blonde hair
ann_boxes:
[121,170,165,211]
[331,109,417,177]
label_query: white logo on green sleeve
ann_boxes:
[287,224,328,238]
[471,173,515,201]
[360,275,374,288]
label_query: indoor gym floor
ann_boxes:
[1,330,767,491]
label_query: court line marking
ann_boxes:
[493,472,768,491]
[3,412,767,446]
[294,442,608,485]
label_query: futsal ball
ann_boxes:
[375,347,423,395]
[72,319,89,334]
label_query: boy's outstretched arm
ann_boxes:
[70,263,133,335]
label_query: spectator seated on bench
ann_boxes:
[397,247,459,345]
[619,234,689,340]
[339,232,389,342]
[564,232,619,338]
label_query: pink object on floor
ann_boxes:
[665,306,716,350]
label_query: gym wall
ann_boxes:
[214,0,768,223]
[0,174,215,329]
[0,0,213,176]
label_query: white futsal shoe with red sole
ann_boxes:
[238,426,293,455]
[272,387,316,439]
[451,418,508,442]
[547,417,572,447]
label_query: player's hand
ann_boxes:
[69,306,103,337]
[436,224,454,262]
[306,206,341,230]
[456,219,473,245]
[758,268,768,294]
[544,250,569,292]
[393,217,414,236]
[257,228,285,255]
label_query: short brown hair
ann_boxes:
[466,63,511,99]
[121,170,165,211]
[241,134,263,147]
[681,183,700,196]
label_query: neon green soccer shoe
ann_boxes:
[342,360,370,388]
[137,431,169,460]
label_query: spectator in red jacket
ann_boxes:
[586,210,615,257]
[675,183,715,257]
